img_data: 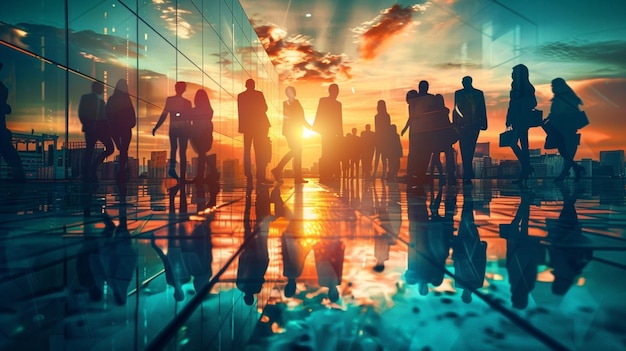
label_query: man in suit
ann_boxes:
[453,76,487,185]
[313,83,343,183]
[79,81,114,182]
[238,79,272,185]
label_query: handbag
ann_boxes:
[499,128,517,147]
[541,120,559,149]
[573,111,589,130]
[527,109,543,128]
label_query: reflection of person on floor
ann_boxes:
[452,185,487,303]
[106,79,136,183]
[280,185,312,298]
[152,81,192,181]
[502,189,544,309]
[374,182,401,272]
[313,238,345,303]
[78,185,138,305]
[548,183,591,296]
[0,62,25,181]
[405,185,453,296]
[79,81,114,182]
[237,186,271,305]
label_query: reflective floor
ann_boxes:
[0,176,625,351]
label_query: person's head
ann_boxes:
[462,76,473,89]
[91,81,104,95]
[434,94,445,108]
[245,78,255,90]
[365,124,371,131]
[377,99,387,113]
[174,81,187,95]
[418,80,429,93]
[328,83,339,98]
[351,127,357,135]
[390,124,397,134]
[512,64,530,82]
[194,89,211,108]
[114,79,128,94]
[285,85,296,100]
[406,89,418,103]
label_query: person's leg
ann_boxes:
[83,132,96,180]
[94,135,114,179]
[444,146,456,185]
[169,130,179,179]
[293,140,304,181]
[179,135,189,181]
[243,133,252,179]
[519,129,530,175]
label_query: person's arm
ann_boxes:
[478,91,488,130]
[153,98,169,136]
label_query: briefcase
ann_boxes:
[499,129,517,147]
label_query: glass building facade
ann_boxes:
[0,0,280,180]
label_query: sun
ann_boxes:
[302,128,317,139]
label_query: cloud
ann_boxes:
[153,0,196,39]
[536,40,626,71]
[352,4,426,61]
[251,21,352,83]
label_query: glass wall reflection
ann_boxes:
[0,0,279,180]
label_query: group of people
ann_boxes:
[504,64,586,184]
[74,63,585,189]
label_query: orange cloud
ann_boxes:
[354,4,423,61]
[252,22,352,83]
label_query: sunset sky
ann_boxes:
[1,0,625,169]
[240,0,626,163]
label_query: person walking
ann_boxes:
[453,76,487,185]
[106,79,136,183]
[547,78,586,182]
[238,79,272,185]
[152,81,192,181]
[272,86,311,183]
[313,84,343,183]
[506,64,537,184]
[79,81,114,182]
[189,89,215,183]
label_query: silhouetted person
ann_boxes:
[383,124,402,181]
[272,86,311,183]
[502,189,543,309]
[0,62,24,181]
[360,124,376,179]
[79,81,114,182]
[452,185,487,303]
[547,78,586,182]
[153,81,192,181]
[346,127,361,179]
[453,76,487,185]
[106,79,136,183]
[506,64,537,184]
[373,100,391,179]
[548,183,591,296]
[313,83,343,183]
[189,89,216,183]
[238,79,272,185]
[401,81,434,184]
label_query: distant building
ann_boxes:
[148,151,167,179]
[599,150,625,177]
[475,142,490,158]
[222,159,239,180]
